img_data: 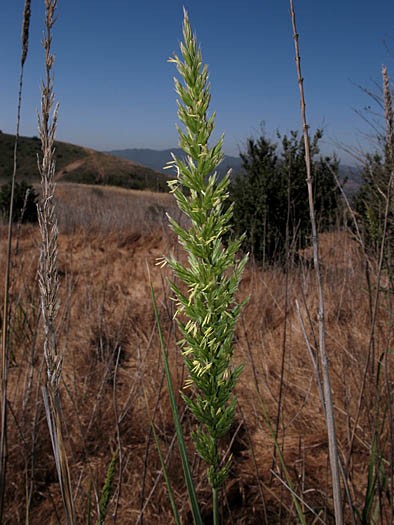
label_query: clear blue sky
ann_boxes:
[1,0,393,165]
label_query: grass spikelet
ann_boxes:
[96,449,118,525]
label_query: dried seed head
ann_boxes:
[382,65,393,168]
[21,0,31,66]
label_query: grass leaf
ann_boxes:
[150,283,203,525]
[151,422,181,525]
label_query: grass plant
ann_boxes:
[96,449,118,525]
[0,1,31,520]
[159,9,248,523]
[289,1,343,522]
[37,1,75,523]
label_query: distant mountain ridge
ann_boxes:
[0,132,361,195]
[106,146,362,194]
[105,147,243,178]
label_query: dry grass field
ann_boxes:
[0,182,392,523]
[1,3,392,523]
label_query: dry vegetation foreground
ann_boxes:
[0,184,392,523]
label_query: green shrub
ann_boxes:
[229,129,341,264]
[0,180,38,223]
[353,152,393,276]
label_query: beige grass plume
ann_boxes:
[37,1,76,523]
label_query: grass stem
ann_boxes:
[0,2,31,520]
[289,1,343,522]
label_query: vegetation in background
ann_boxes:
[230,129,341,264]
[353,151,393,280]
[0,180,38,223]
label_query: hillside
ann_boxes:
[106,146,243,178]
[0,132,170,192]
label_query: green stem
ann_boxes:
[213,487,219,525]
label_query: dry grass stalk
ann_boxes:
[371,65,393,296]
[21,0,31,67]
[37,1,76,523]
[349,67,394,469]
[381,64,394,516]
[0,1,31,520]
[289,1,343,522]
[37,0,60,411]
[383,65,393,170]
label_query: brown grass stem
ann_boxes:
[270,469,325,524]
[296,300,357,524]
[289,1,343,522]
[0,1,31,520]
[270,160,292,482]
[111,346,123,522]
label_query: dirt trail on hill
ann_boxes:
[55,157,87,179]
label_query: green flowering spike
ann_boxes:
[166,8,248,498]
[208,457,232,490]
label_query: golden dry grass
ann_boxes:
[0,184,392,523]
[52,182,182,234]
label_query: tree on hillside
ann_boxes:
[229,129,341,264]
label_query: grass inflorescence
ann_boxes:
[164,9,248,504]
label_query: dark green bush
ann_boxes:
[0,180,38,223]
[353,152,393,277]
[229,129,341,264]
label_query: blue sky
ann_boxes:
[1,0,393,165]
